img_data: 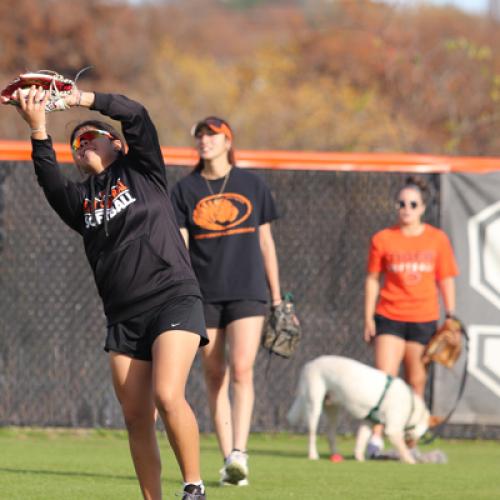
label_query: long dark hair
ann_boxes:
[194,148,235,172]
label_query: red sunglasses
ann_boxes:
[72,129,114,151]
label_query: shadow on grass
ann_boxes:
[242,448,358,460]
[0,467,136,481]
[201,445,309,459]
[201,439,360,460]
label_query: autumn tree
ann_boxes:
[0,0,498,155]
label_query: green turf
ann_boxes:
[0,427,498,499]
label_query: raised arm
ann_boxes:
[89,93,167,187]
[15,86,83,232]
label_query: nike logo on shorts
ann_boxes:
[170,322,181,328]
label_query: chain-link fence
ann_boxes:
[0,161,497,438]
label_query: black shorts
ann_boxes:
[374,314,437,345]
[105,295,208,361]
[204,300,267,329]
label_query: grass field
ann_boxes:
[0,427,498,499]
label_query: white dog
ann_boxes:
[287,355,441,464]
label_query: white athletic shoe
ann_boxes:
[219,450,249,486]
[366,435,385,459]
[410,446,423,462]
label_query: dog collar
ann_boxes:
[404,386,416,431]
[404,384,425,432]
[365,374,394,424]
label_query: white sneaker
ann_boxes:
[219,467,249,487]
[366,436,385,459]
[410,446,423,462]
[220,450,249,486]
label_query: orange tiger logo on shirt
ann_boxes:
[193,193,254,238]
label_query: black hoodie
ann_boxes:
[31,93,200,324]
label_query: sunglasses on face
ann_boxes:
[397,200,419,210]
[72,129,114,151]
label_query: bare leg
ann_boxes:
[109,353,160,500]
[152,330,201,483]
[403,341,427,397]
[201,327,233,459]
[226,316,264,451]
[372,334,406,439]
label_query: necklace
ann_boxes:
[203,168,231,196]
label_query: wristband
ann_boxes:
[30,126,46,134]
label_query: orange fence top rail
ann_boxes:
[1,140,499,173]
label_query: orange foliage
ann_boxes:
[0,0,498,155]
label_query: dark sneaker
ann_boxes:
[181,483,206,500]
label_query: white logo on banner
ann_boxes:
[468,201,500,309]
[468,325,500,398]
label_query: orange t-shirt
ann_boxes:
[367,224,458,322]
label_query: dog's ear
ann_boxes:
[428,415,444,428]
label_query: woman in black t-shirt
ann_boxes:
[171,117,283,486]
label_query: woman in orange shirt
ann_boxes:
[364,176,458,456]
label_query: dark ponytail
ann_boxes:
[399,175,428,204]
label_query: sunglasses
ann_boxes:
[396,200,419,210]
[72,129,114,151]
